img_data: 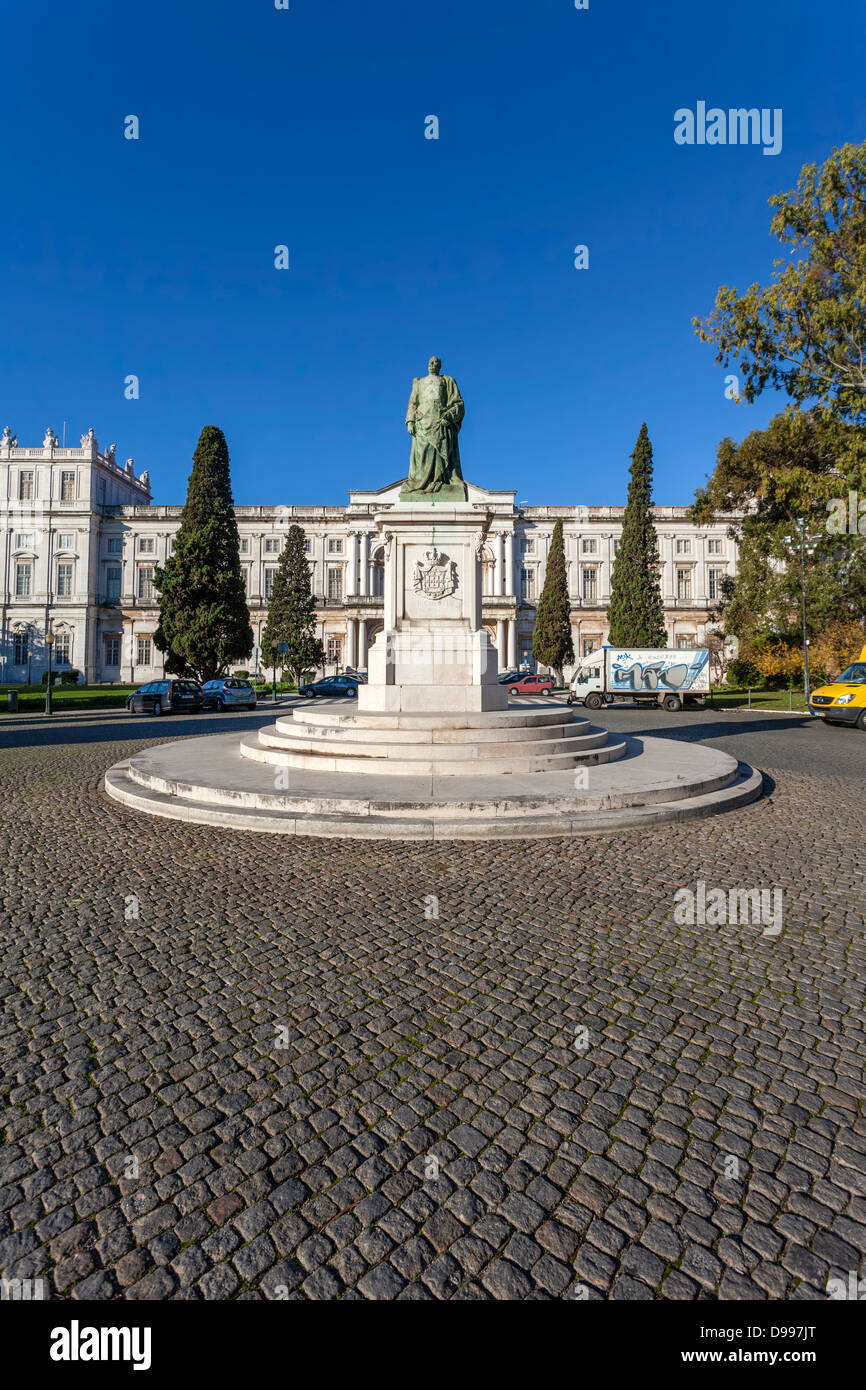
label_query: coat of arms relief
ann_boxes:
[412,547,457,600]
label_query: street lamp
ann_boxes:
[44,630,55,716]
[784,520,813,712]
[271,640,278,704]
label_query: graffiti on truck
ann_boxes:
[610,649,709,693]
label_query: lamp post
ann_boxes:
[797,519,812,711]
[271,640,278,704]
[784,520,812,712]
[44,630,55,716]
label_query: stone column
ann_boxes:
[507,618,518,668]
[504,532,514,596]
[358,619,368,667]
[346,618,356,669]
[496,619,506,657]
[347,532,358,597]
[496,532,505,596]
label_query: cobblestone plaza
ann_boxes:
[1,707,864,1301]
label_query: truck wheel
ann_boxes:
[566,695,574,706]
[662,694,682,712]
[585,692,602,711]
[858,709,866,730]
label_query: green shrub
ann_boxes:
[40,670,60,686]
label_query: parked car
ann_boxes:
[507,674,554,696]
[298,675,360,699]
[201,677,257,711]
[810,645,866,728]
[497,670,521,684]
[125,679,204,715]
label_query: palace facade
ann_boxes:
[1,429,737,684]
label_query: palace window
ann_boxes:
[581,538,597,554]
[18,470,34,500]
[520,538,534,555]
[137,566,154,601]
[104,636,121,667]
[328,538,344,555]
[107,566,122,600]
[676,567,692,601]
[613,538,621,555]
[54,632,71,666]
[676,538,692,555]
[13,631,29,664]
[137,636,152,666]
[327,567,343,601]
[60,471,75,502]
[677,636,693,649]
[15,562,32,597]
[582,568,597,602]
[107,537,123,553]
[239,538,249,553]
[582,637,600,657]
[326,636,343,665]
[57,533,74,551]
[57,563,73,597]
[264,567,277,599]
[707,537,723,555]
[264,538,280,553]
[303,538,311,553]
[708,568,720,601]
[520,567,535,601]
[14,533,34,550]
[139,537,155,554]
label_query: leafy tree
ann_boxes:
[154,426,252,681]
[694,141,866,424]
[691,410,866,647]
[261,524,324,686]
[607,424,667,647]
[532,518,573,683]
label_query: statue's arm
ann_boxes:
[406,379,418,434]
[444,376,465,426]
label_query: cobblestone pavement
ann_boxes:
[1,709,865,1300]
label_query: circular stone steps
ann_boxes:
[238,702,625,776]
[104,728,764,840]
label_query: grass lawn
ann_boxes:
[1,684,137,712]
[708,686,808,712]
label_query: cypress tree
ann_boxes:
[607,424,668,648]
[532,517,574,684]
[153,425,253,681]
[261,524,324,687]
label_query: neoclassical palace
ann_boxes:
[1,428,738,685]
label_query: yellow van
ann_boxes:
[810,644,866,729]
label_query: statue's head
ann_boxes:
[428,356,441,376]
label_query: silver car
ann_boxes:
[201,677,257,712]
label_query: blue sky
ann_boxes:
[1,0,863,506]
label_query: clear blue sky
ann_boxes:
[1,0,863,506]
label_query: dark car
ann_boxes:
[507,673,554,696]
[201,677,257,711]
[298,675,360,699]
[126,679,204,715]
[497,669,521,684]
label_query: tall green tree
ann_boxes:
[261,524,324,686]
[691,410,866,646]
[532,518,573,683]
[694,141,866,425]
[607,424,667,647]
[154,426,252,681]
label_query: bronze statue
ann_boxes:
[400,356,468,501]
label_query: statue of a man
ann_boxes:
[401,356,467,500]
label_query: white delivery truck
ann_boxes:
[567,646,711,712]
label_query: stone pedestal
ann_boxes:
[358,502,507,713]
